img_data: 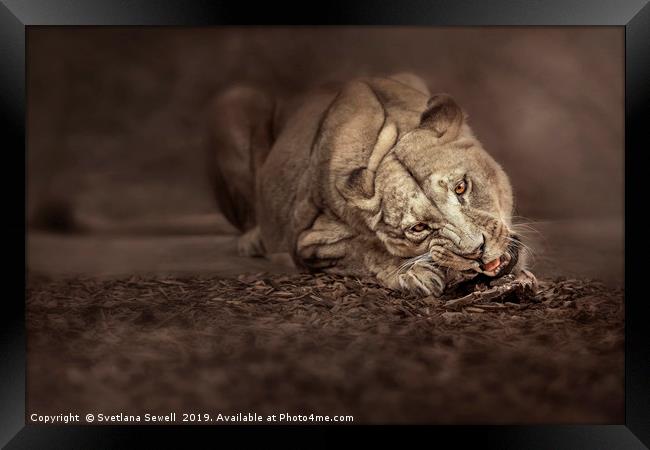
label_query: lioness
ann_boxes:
[209,73,529,296]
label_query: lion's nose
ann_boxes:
[463,234,485,260]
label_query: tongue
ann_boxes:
[484,258,501,272]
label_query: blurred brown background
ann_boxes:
[27,26,623,219]
[26,27,624,283]
[26,27,626,424]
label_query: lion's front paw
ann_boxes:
[380,262,446,297]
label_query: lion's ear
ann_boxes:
[336,121,398,212]
[419,94,464,143]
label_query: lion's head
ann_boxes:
[338,92,522,279]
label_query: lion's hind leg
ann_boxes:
[207,85,275,233]
[237,226,266,257]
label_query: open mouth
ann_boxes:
[479,252,512,277]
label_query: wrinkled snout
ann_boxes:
[459,234,486,260]
[437,226,486,260]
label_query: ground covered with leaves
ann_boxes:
[27,273,623,424]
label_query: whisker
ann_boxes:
[505,236,536,257]
[394,251,443,276]
[511,225,543,238]
[505,238,537,266]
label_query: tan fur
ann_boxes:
[221,74,526,296]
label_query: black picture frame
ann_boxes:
[2,0,648,448]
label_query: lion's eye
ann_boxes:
[454,180,467,195]
[410,223,430,233]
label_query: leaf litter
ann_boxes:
[27,271,623,424]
